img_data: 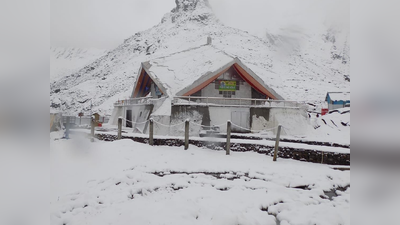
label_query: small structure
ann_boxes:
[93,113,100,122]
[109,41,309,135]
[325,92,350,110]
[92,112,104,127]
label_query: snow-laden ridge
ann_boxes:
[50,47,108,83]
[50,0,349,115]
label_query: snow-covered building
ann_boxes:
[325,92,350,110]
[109,42,309,135]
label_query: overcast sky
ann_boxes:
[51,0,348,49]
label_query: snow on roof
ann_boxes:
[327,92,350,101]
[143,44,235,97]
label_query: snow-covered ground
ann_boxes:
[51,131,350,225]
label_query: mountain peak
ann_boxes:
[172,0,210,12]
[161,0,215,24]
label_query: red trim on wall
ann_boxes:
[233,64,277,99]
[133,69,145,98]
[183,63,277,99]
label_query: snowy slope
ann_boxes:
[50,47,107,83]
[50,0,350,115]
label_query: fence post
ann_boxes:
[321,152,324,164]
[149,119,154,146]
[184,119,189,150]
[273,125,282,161]
[90,117,95,141]
[117,117,122,140]
[226,120,231,155]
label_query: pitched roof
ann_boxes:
[137,44,283,100]
[326,92,350,101]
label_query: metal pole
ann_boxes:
[149,119,154,146]
[184,119,189,150]
[273,125,282,161]
[117,117,122,140]
[226,120,231,155]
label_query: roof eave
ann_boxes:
[175,59,236,96]
[233,58,284,100]
[141,62,170,98]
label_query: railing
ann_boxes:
[114,96,305,109]
[114,96,154,107]
[172,96,304,108]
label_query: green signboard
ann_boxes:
[219,80,236,91]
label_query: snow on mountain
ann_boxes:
[50,0,350,115]
[50,47,107,82]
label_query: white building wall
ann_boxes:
[328,103,345,110]
[108,106,123,126]
[209,106,250,132]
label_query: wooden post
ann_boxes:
[273,125,282,161]
[226,120,231,155]
[90,117,95,141]
[184,119,189,150]
[117,117,122,140]
[321,152,324,164]
[149,119,154,146]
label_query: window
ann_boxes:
[223,91,235,98]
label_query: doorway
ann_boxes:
[231,111,250,132]
[126,110,132,128]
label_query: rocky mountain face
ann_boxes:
[50,0,349,115]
